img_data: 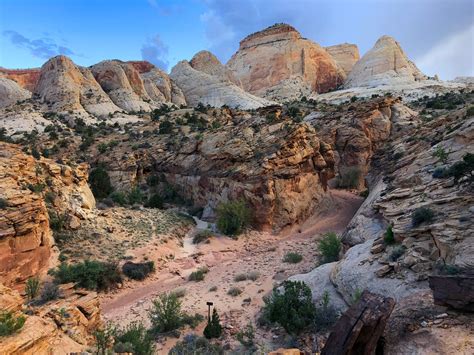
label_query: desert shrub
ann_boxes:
[31,147,41,159]
[445,153,474,184]
[432,146,449,164]
[181,313,205,329]
[145,194,163,209]
[169,334,223,355]
[337,167,361,189]
[0,311,26,337]
[25,277,41,301]
[234,274,247,282]
[351,288,363,304]
[313,291,339,330]
[209,286,218,292]
[113,322,154,355]
[188,267,208,282]
[0,198,8,209]
[283,252,303,264]
[192,230,212,244]
[384,225,395,245]
[467,106,474,116]
[247,271,260,281]
[48,210,67,232]
[51,260,122,291]
[93,326,115,355]
[412,207,435,226]
[146,174,160,187]
[203,308,222,339]
[39,282,61,304]
[432,167,448,178]
[227,287,242,297]
[439,264,461,275]
[236,323,255,349]
[216,199,252,236]
[127,188,145,205]
[390,245,406,261]
[262,280,316,334]
[89,166,113,199]
[318,232,341,264]
[122,261,155,280]
[44,191,56,204]
[110,191,127,206]
[27,183,45,193]
[171,288,186,298]
[149,293,183,334]
[159,120,173,134]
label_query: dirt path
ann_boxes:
[100,189,363,352]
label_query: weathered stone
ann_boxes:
[429,275,474,312]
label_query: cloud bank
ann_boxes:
[141,35,169,70]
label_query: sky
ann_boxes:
[0,0,472,80]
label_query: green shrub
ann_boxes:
[192,230,212,244]
[170,288,186,298]
[337,167,361,189]
[445,153,474,184]
[149,293,183,334]
[146,174,160,187]
[411,207,435,227]
[432,146,449,164]
[27,183,45,193]
[25,277,41,301]
[127,188,145,205]
[384,225,395,245]
[283,252,303,264]
[466,106,474,116]
[159,120,173,134]
[38,282,61,304]
[89,166,113,199]
[169,334,223,355]
[247,271,260,281]
[262,280,316,334]
[113,322,154,355]
[51,260,122,291]
[122,261,155,280]
[318,232,341,264]
[145,194,163,209]
[203,308,222,339]
[390,245,406,261]
[216,199,252,236]
[313,291,339,330]
[188,267,208,282]
[48,210,67,232]
[236,323,255,349]
[110,191,127,206]
[0,198,8,209]
[0,311,26,337]
[227,287,242,297]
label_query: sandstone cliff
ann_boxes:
[325,43,360,77]
[0,68,40,92]
[0,142,95,288]
[345,35,427,88]
[227,23,345,101]
[170,60,274,109]
[190,50,241,87]
[0,77,31,108]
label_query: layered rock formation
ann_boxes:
[0,142,95,288]
[34,55,120,116]
[325,43,360,77]
[345,35,427,88]
[0,283,101,354]
[170,60,274,109]
[0,77,31,108]
[0,68,40,91]
[190,51,241,87]
[227,23,344,101]
[140,67,186,106]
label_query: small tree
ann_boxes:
[383,225,395,245]
[318,232,341,264]
[216,199,252,236]
[89,166,113,199]
[149,293,183,334]
[113,322,154,355]
[203,308,222,339]
[25,277,41,301]
[412,207,435,227]
[0,311,26,336]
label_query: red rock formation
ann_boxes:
[0,68,40,92]
[128,60,156,74]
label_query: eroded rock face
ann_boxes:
[227,24,344,101]
[0,77,31,108]
[345,35,427,88]
[140,67,187,106]
[0,142,95,288]
[190,50,241,87]
[170,60,274,109]
[34,55,120,117]
[0,68,40,91]
[325,43,360,77]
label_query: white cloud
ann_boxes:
[141,35,169,70]
[414,24,473,80]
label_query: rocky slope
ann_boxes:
[0,77,31,108]
[170,59,274,109]
[345,35,427,88]
[227,23,344,101]
[324,43,360,77]
[0,142,95,288]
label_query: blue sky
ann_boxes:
[0,0,472,79]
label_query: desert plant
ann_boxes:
[262,280,316,334]
[171,288,186,298]
[127,188,145,205]
[169,334,223,355]
[445,153,474,184]
[192,230,213,244]
[384,225,395,245]
[203,308,222,339]
[247,271,260,281]
[390,245,406,261]
[318,232,341,264]
[227,287,242,297]
[236,322,255,349]
[337,167,361,189]
[25,277,41,301]
[0,198,8,209]
[467,106,474,116]
[48,210,67,232]
[89,166,113,199]
[122,261,155,280]
[39,282,61,304]
[93,326,115,355]
[411,207,435,227]
[113,322,154,355]
[51,260,122,291]
[110,191,127,206]
[209,286,218,292]
[313,291,339,330]
[159,120,173,134]
[149,292,183,334]
[283,252,303,264]
[0,311,26,337]
[188,267,208,282]
[216,199,252,236]
[432,146,449,164]
[145,193,163,209]
[234,273,248,282]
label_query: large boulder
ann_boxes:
[345,36,427,88]
[227,23,344,101]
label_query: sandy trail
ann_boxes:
[100,189,362,352]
